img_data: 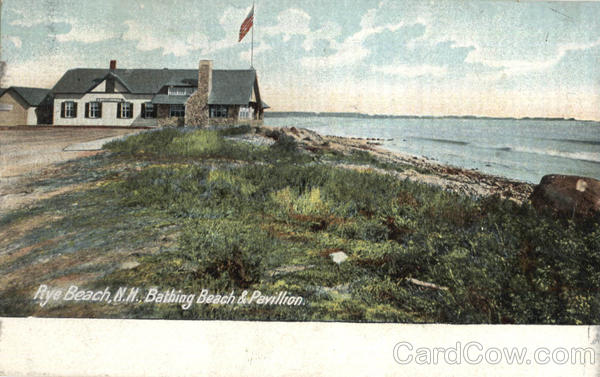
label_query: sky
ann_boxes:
[1,0,599,120]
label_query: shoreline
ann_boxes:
[256,126,535,203]
[0,124,534,218]
[264,112,600,124]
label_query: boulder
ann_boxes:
[530,175,600,217]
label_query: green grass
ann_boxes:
[1,128,599,323]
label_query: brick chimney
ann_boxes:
[106,60,117,93]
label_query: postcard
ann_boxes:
[0,0,598,375]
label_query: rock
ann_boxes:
[405,277,448,291]
[329,251,348,264]
[314,283,351,297]
[530,175,600,217]
[267,264,314,277]
[120,261,140,270]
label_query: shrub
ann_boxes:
[217,124,252,136]
[168,130,226,157]
[270,186,331,216]
[332,218,390,243]
[207,169,257,197]
[104,128,181,155]
[270,133,298,153]
[322,169,399,217]
[118,165,207,209]
[178,221,271,288]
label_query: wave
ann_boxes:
[545,138,600,146]
[494,146,600,164]
[411,137,470,146]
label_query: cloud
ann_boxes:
[9,7,117,44]
[262,9,311,42]
[5,36,22,49]
[54,20,119,43]
[123,5,250,57]
[8,8,61,27]
[302,22,341,52]
[260,8,341,52]
[123,20,209,56]
[300,5,407,69]
[466,38,600,78]
[204,6,248,54]
[372,64,447,78]
[374,1,600,80]
[240,41,272,62]
[122,6,262,58]
[2,53,83,88]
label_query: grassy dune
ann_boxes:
[1,126,599,323]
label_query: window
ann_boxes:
[210,105,228,118]
[170,104,185,117]
[117,102,133,119]
[141,102,156,118]
[61,101,77,118]
[168,87,194,96]
[86,102,102,118]
[238,106,253,119]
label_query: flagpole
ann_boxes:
[251,0,255,68]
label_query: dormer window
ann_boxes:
[168,87,194,96]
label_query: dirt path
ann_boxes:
[0,127,138,177]
[0,127,139,214]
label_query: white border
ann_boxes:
[0,318,598,376]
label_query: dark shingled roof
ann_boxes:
[208,70,256,105]
[53,69,198,94]
[2,87,53,107]
[52,68,259,106]
[151,94,189,105]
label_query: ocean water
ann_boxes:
[265,116,600,183]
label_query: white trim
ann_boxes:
[89,102,101,118]
[168,87,194,96]
[64,101,76,118]
[53,93,157,126]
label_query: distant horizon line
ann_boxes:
[264,111,600,124]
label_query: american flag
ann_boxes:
[239,6,254,42]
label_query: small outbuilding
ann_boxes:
[0,86,53,126]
